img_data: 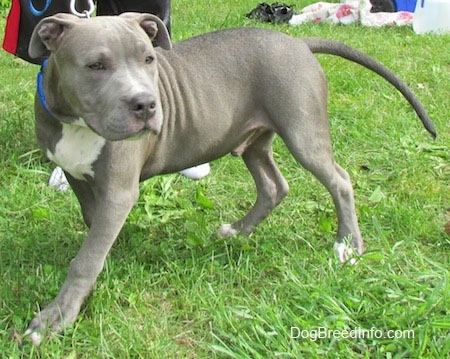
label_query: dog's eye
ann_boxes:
[88,62,105,70]
[145,56,154,64]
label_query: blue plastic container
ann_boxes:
[395,0,418,11]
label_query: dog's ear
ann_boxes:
[29,13,80,59]
[120,12,172,50]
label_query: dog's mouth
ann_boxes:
[82,112,162,141]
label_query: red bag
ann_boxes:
[2,0,94,64]
[2,0,171,65]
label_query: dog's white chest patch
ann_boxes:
[47,120,106,180]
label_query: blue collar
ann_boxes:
[37,59,58,121]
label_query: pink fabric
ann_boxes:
[289,0,415,27]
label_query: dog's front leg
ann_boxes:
[25,186,139,345]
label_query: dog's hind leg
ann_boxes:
[280,125,363,262]
[218,131,289,236]
[326,162,363,261]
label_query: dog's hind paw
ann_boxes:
[217,224,238,237]
[334,241,357,265]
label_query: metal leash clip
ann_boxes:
[70,0,95,18]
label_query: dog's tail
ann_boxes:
[303,37,436,139]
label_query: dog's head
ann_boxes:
[29,13,172,141]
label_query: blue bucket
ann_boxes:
[394,0,418,11]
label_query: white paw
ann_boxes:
[24,329,43,346]
[24,295,82,345]
[218,224,238,237]
[30,331,43,346]
[334,241,357,265]
[179,163,211,180]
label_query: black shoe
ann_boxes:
[246,2,294,24]
[272,3,295,23]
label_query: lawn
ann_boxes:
[0,0,449,358]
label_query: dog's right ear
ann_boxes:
[29,13,80,59]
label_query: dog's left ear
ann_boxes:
[120,12,172,50]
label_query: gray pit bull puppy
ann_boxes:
[25,13,436,344]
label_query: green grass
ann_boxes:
[1,0,449,357]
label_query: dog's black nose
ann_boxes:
[129,93,157,120]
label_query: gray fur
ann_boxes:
[24,13,435,344]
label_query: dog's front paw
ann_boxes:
[217,224,238,237]
[25,299,81,345]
